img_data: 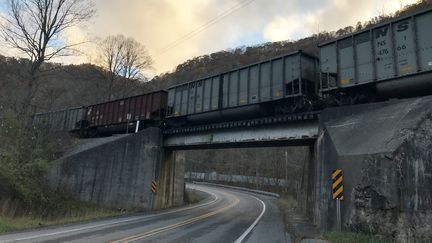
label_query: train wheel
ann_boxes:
[274,96,312,114]
[88,128,98,138]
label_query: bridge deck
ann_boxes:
[163,113,319,149]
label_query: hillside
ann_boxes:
[0,59,152,114]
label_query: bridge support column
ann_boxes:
[153,149,185,209]
[293,145,317,218]
[304,145,316,218]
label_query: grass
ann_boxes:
[323,231,389,243]
[0,207,126,234]
[276,195,298,209]
[0,188,207,234]
[275,196,389,243]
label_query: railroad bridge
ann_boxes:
[48,95,432,234]
[158,111,320,219]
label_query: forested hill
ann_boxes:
[0,59,152,113]
[0,0,430,114]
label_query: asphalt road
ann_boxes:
[0,184,288,243]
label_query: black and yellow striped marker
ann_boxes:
[151,180,157,194]
[332,169,344,201]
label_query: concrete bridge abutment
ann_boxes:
[312,96,432,241]
[48,127,185,211]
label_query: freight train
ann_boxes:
[32,8,432,136]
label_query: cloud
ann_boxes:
[84,0,289,74]
[0,0,420,76]
[262,0,419,43]
[263,14,318,42]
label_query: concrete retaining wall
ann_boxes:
[48,127,185,210]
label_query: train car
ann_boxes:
[32,107,87,132]
[319,8,432,102]
[86,90,167,135]
[166,51,319,125]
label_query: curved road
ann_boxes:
[0,184,288,243]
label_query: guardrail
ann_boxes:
[192,181,280,198]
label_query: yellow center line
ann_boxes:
[110,196,240,243]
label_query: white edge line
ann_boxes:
[233,195,266,243]
[0,187,218,243]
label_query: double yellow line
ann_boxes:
[110,196,240,243]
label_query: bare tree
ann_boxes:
[122,37,153,80]
[1,0,95,115]
[97,35,153,101]
[98,35,125,101]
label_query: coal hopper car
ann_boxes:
[85,90,167,136]
[166,51,319,125]
[32,107,87,132]
[319,8,432,101]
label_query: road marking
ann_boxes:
[110,193,240,243]
[234,195,266,243]
[0,187,218,243]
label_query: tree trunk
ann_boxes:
[16,71,37,165]
[21,75,35,116]
[107,72,115,101]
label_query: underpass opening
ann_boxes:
[157,144,317,219]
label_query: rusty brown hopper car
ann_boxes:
[86,91,167,135]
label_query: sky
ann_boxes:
[0,0,419,77]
